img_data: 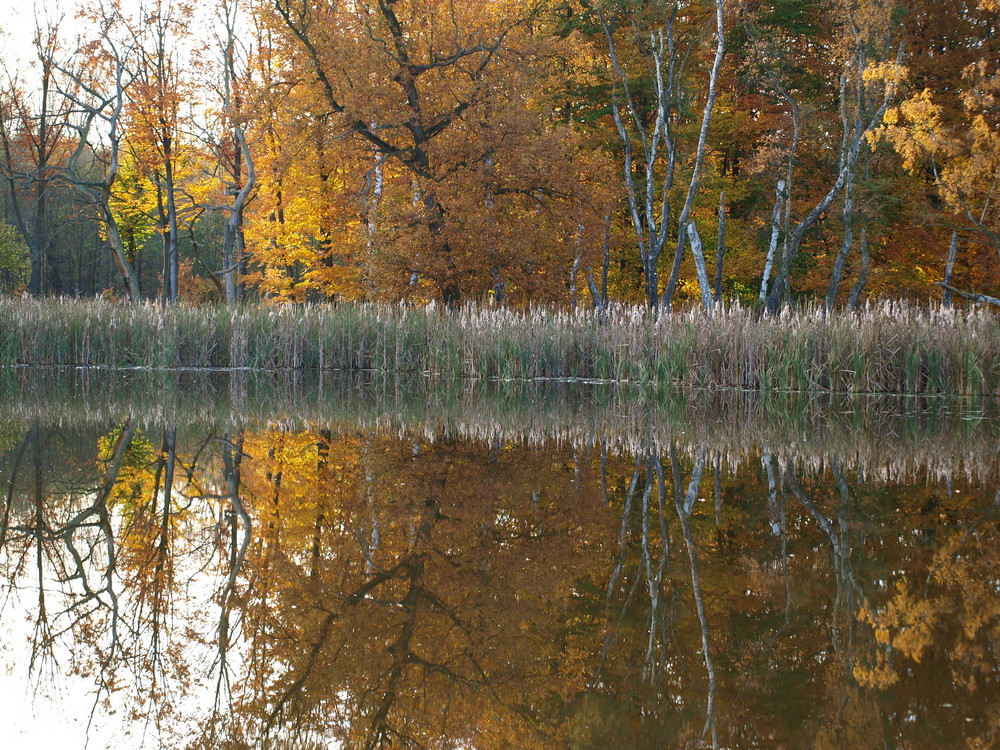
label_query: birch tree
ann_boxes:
[764,0,902,313]
[594,0,725,310]
[660,0,725,310]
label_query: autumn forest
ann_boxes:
[0,0,997,310]
[3,2,1000,747]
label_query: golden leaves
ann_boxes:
[870,89,950,173]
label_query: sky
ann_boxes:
[0,1,102,70]
[0,0,219,77]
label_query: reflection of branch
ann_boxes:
[215,424,250,708]
[766,451,793,634]
[262,554,419,741]
[673,446,716,748]
[592,458,642,688]
[54,420,138,735]
[652,454,672,678]
[0,427,31,551]
[785,463,861,654]
[830,456,856,653]
[737,452,794,698]
[363,558,424,750]
[641,451,672,683]
[29,423,55,676]
[150,427,176,701]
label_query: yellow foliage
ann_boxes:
[98,428,156,509]
[863,61,907,87]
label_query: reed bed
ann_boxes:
[2,368,998,482]
[1,297,999,395]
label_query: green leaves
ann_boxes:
[0,220,28,292]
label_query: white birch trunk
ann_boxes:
[760,179,785,303]
[687,220,714,314]
[942,230,958,307]
[848,228,870,310]
[661,0,726,308]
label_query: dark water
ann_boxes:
[1,384,998,749]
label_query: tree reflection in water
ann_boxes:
[0,420,998,749]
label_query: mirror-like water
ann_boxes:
[1,380,998,749]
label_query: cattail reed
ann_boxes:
[0,297,997,395]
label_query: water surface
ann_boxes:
[1,376,998,749]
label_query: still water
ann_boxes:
[0,376,998,749]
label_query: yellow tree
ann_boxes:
[251,0,614,305]
[124,0,200,302]
[870,0,1000,302]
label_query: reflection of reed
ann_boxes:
[4,370,998,479]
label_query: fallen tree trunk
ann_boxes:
[935,283,1000,308]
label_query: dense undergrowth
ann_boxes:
[1,298,998,395]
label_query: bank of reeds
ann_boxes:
[1,297,998,394]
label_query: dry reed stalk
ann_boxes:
[0,298,997,395]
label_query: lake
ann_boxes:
[1,372,998,749]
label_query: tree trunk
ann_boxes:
[586,267,604,313]
[688,221,714,314]
[826,157,857,311]
[222,126,255,306]
[164,151,180,303]
[767,42,900,313]
[935,282,1000,308]
[760,179,785,304]
[848,228,869,310]
[102,207,142,302]
[713,191,726,303]
[596,12,679,310]
[661,0,726,309]
[767,75,852,312]
[942,230,958,308]
[156,181,170,301]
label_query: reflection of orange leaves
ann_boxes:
[855,523,1000,696]
[853,660,897,689]
[855,580,938,688]
[858,581,936,661]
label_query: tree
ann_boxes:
[56,5,143,301]
[760,0,902,312]
[0,15,73,295]
[125,0,200,302]
[205,0,257,304]
[872,0,1000,301]
[269,0,551,304]
[0,219,29,291]
[586,0,726,310]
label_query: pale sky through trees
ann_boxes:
[0,0,212,73]
[0,1,117,76]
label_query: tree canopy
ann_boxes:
[0,0,996,307]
